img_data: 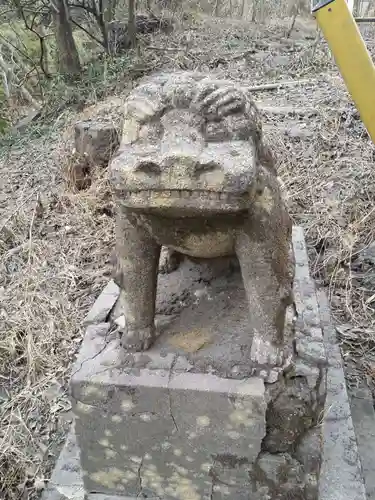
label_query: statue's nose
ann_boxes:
[160,122,212,175]
[161,125,204,161]
[162,154,224,179]
[163,153,198,173]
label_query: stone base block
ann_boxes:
[43,281,367,500]
[44,221,367,500]
[41,428,139,500]
[65,226,333,500]
[71,335,266,499]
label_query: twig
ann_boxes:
[355,17,375,22]
[146,46,257,60]
[4,241,29,259]
[70,18,105,47]
[287,12,298,38]
[27,194,38,266]
[146,45,186,52]
[258,105,318,116]
[228,49,257,61]
[25,194,39,386]
[248,79,311,92]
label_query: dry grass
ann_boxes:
[262,70,375,386]
[1,11,375,499]
[0,156,115,496]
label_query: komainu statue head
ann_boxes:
[110,71,274,216]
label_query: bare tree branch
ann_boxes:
[128,0,136,48]
[0,49,40,107]
[70,16,104,46]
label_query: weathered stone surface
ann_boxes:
[41,427,84,500]
[295,336,326,365]
[71,331,266,498]
[293,360,321,388]
[66,225,327,499]
[295,427,322,474]
[263,384,317,453]
[42,228,367,500]
[318,290,367,500]
[83,280,120,326]
[74,120,119,167]
[349,383,375,500]
[109,71,295,374]
[254,452,306,498]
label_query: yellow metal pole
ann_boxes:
[313,0,375,144]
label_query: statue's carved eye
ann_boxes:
[134,162,161,175]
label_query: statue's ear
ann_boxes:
[192,82,246,119]
[260,143,274,166]
[258,142,276,170]
[121,118,140,145]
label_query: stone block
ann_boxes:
[83,280,120,326]
[349,383,375,500]
[44,227,368,500]
[68,225,330,500]
[41,428,84,500]
[71,332,266,498]
[317,290,367,500]
[74,121,119,167]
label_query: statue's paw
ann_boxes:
[120,327,155,352]
[250,332,284,367]
[196,83,246,118]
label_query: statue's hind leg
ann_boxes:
[159,247,183,274]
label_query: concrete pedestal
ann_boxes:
[72,349,265,499]
[42,226,367,500]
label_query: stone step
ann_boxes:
[317,290,367,500]
[348,383,375,499]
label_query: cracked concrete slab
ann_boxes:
[71,356,266,497]
[41,428,151,500]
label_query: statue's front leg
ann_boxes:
[235,202,295,370]
[114,206,161,351]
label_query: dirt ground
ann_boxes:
[1,12,375,499]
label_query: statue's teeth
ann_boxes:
[125,190,244,204]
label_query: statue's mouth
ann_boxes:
[117,189,249,213]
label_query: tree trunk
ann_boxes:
[52,0,81,77]
[39,25,51,77]
[214,0,220,16]
[127,0,136,48]
[96,0,110,52]
[105,0,119,22]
